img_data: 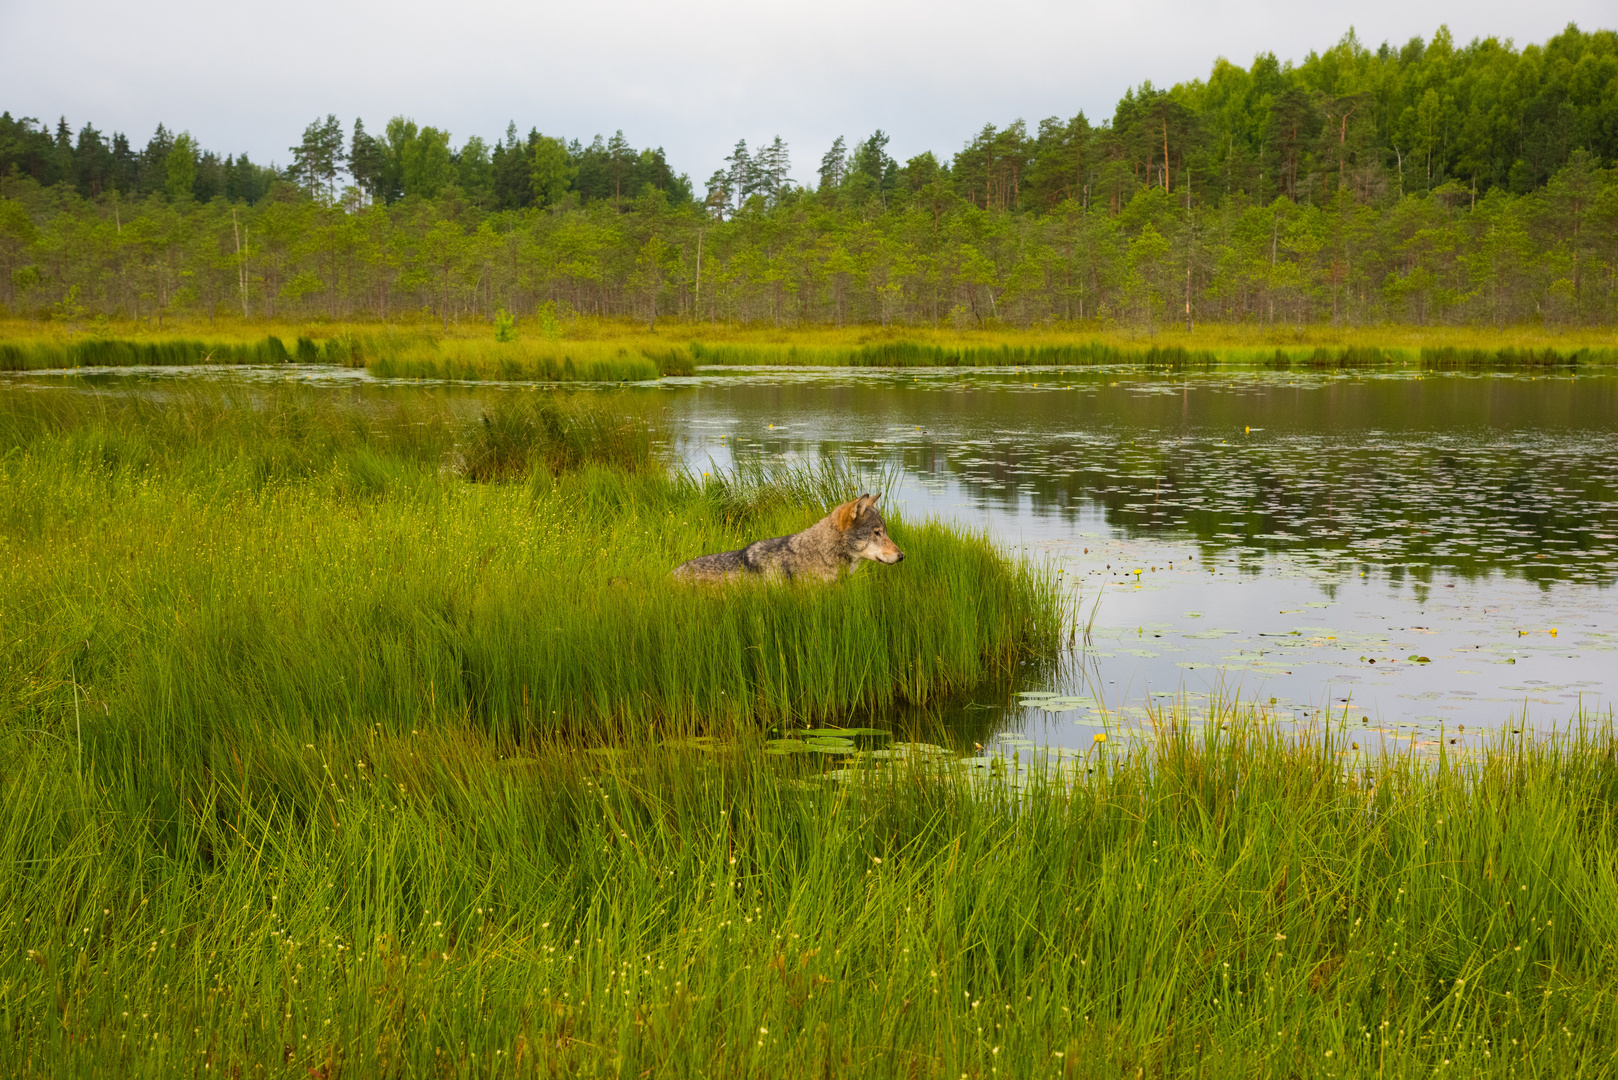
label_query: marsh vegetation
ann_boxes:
[2,318,1613,382]
[0,378,1615,1074]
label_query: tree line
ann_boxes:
[1,24,1614,328]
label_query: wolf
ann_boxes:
[671,493,905,583]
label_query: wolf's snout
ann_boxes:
[894,550,905,562]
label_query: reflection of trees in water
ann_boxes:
[910,433,1618,586]
[678,373,1618,586]
[741,434,1614,588]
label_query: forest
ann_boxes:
[1,23,1616,329]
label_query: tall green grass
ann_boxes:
[4,709,1617,1076]
[10,382,1616,1075]
[0,334,300,369]
[0,385,1056,755]
[0,381,1065,1073]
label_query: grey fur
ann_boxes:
[671,493,905,583]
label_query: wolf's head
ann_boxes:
[832,493,905,567]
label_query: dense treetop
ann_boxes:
[7,23,1614,209]
[1,24,1615,328]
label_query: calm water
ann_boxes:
[10,363,1617,757]
[655,367,1618,757]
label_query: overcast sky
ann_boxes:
[1,0,1610,186]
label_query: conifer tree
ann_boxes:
[291,115,345,199]
[347,119,385,204]
[756,137,791,205]
[724,140,754,212]
[818,136,848,191]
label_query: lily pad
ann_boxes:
[764,739,811,754]
[805,738,856,754]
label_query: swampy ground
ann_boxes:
[2,355,1618,1077]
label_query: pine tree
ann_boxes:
[492,125,536,210]
[110,132,138,194]
[291,115,345,199]
[818,136,848,191]
[725,140,755,211]
[607,130,635,208]
[348,119,385,204]
[53,117,74,187]
[141,124,174,195]
[74,124,113,198]
[756,136,791,205]
[704,168,733,218]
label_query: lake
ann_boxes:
[10,362,1616,758]
[658,366,1618,758]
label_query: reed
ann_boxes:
[2,705,1615,1076]
[0,382,1057,758]
[0,334,303,370]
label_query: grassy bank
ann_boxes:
[0,331,693,379]
[0,387,1055,751]
[5,706,1618,1076]
[0,333,345,370]
[4,317,1616,377]
[0,382,1064,1074]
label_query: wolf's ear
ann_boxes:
[853,493,879,517]
[832,499,859,532]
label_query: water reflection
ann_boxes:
[661,367,1618,748]
[665,368,1618,587]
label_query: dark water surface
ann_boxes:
[9,363,1616,758]
[657,367,1618,757]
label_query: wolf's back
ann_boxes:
[671,549,747,581]
[671,536,794,581]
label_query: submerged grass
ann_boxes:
[5,708,1618,1076]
